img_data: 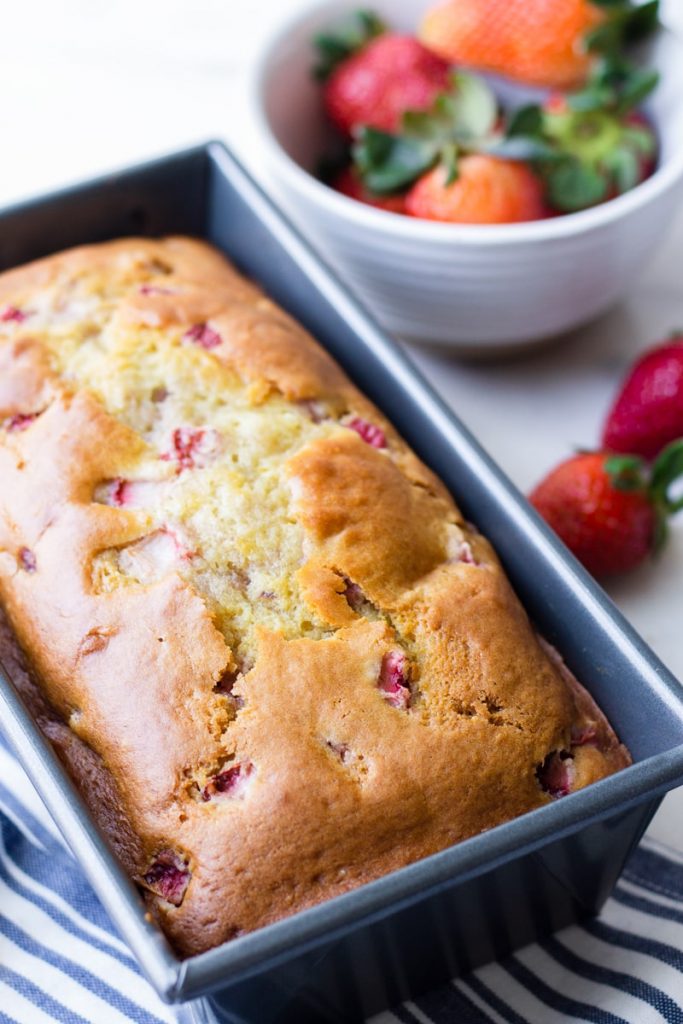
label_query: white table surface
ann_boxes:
[3,0,683,844]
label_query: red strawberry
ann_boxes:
[324,34,452,139]
[331,165,407,214]
[529,447,683,577]
[405,156,547,224]
[418,0,659,90]
[602,337,683,460]
[419,0,604,89]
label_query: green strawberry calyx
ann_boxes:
[568,53,660,116]
[352,71,500,195]
[586,0,660,59]
[606,438,683,551]
[495,53,659,213]
[313,10,386,81]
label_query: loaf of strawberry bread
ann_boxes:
[0,237,629,956]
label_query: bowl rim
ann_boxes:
[250,0,683,247]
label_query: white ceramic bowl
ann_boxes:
[250,0,683,351]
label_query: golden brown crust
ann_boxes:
[0,237,630,957]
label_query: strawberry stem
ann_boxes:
[605,442,683,556]
[604,453,648,492]
[650,439,683,514]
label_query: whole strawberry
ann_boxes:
[602,337,683,459]
[323,33,452,138]
[405,155,547,224]
[529,446,683,577]
[419,0,659,89]
[420,0,604,89]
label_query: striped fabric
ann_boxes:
[1,734,682,1024]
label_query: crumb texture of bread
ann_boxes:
[0,237,630,956]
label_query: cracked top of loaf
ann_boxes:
[0,237,629,956]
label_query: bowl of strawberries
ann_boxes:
[252,0,683,350]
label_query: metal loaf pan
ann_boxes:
[1,142,683,1024]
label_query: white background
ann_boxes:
[3,0,683,841]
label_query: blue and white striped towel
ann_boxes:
[1,730,682,1024]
